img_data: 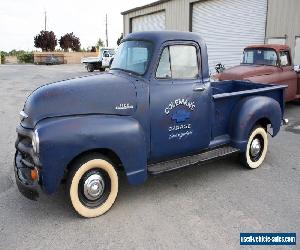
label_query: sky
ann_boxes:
[0,0,154,52]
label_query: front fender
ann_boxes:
[36,115,147,194]
[229,96,282,151]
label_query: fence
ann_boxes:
[34,52,98,64]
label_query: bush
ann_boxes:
[0,53,5,64]
[17,52,34,63]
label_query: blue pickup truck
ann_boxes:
[15,31,287,218]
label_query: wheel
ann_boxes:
[240,126,268,169]
[67,154,118,218]
[86,64,94,72]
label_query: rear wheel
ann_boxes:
[240,126,268,169]
[67,154,118,218]
[86,63,94,72]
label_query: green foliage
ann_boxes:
[34,30,57,51]
[96,38,104,48]
[1,53,5,64]
[59,32,81,52]
[17,52,34,63]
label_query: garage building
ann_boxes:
[122,0,300,72]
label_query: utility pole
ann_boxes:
[44,11,47,31]
[105,14,108,47]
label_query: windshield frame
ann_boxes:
[110,39,154,76]
[241,48,279,67]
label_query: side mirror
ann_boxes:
[294,65,300,73]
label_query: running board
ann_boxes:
[148,146,239,174]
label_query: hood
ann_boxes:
[217,65,278,80]
[21,73,137,128]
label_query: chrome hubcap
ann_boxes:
[83,173,105,200]
[250,138,262,157]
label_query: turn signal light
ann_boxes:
[31,169,38,181]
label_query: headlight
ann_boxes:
[19,110,28,121]
[32,130,39,154]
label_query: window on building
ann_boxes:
[294,37,300,65]
[156,45,199,79]
[267,37,286,45]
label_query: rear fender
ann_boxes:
[229,96,282,151]
[36,115,147,194]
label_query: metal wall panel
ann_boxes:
[131,11,166,32]
[294,37,300,65]
[192,0,267,72]
[266,0,300,62]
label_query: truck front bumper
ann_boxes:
[14,151,40,201]
[14,125,42,201]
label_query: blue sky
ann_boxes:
[0,0,153,52]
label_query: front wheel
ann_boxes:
[240,126,269,169]
[67,154,118,218]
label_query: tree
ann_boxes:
[59,32,81,52]
[117,33,123,46]
[96,38,104,48]
[34,30,57,51]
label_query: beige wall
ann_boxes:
[34,52,98,64]
[266,0,300,62]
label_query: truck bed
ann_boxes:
[211,80,286,140]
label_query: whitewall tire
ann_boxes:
[67,155,118,218]
[241,126,268,169]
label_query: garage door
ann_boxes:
[131,11,166,33]
[192,0,267,73]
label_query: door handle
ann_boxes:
[193,86,206,92]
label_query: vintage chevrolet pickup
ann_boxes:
[217,44,300,102]
[15,31,287,218]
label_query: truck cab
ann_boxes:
[15,31,286,218]
[81,48,115,72]
[217,44,300,101]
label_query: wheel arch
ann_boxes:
[229,96,282,151]
[36,115,148,194]
[66,148,123,173]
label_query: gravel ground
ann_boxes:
[0,64,299,250]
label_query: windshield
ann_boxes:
[111,40,153,75]
[242,48,278,66]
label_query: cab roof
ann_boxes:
[246,44,290,52]
[124,31,206,46]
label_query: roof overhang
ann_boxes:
[121,0,170,15]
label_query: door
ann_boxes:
[131,11,165,33]
[102,51,111,67]
[278,50,298,101]
[192,0,267,73]
[150,43,211,162]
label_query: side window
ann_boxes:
[279,51,291,66]
[170,45,199,79]
[155,45,199,79]
[156,47,171,78]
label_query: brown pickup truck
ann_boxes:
[217,44,300,101]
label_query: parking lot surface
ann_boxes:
[0,64,299,249]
